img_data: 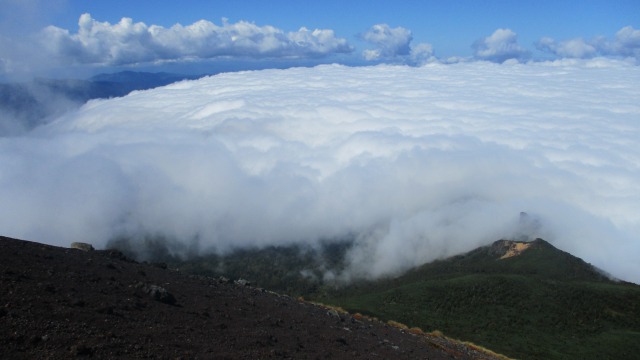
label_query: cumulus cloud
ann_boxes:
[409,43,436,65]
[38,13,353,66]
[1,60,639,283]
[362,24,412,60]
[536,37,597,59]
[473,28,530,63]
[537,26,640,60]
[612,26,640,58]
[362,24,435,65]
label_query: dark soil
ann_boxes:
[1,236,502,359]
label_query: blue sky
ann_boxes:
[1,0,639,77]
[49,0,639,56]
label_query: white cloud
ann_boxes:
[537,26,640,60]
[473,28,530,63]
[362,24,434,65]
[536,37,598,59]
[362,24,412,60]
[610,26,640,58]
[38,13,353,66]
[409,43,435,65]
[1,60,639,283]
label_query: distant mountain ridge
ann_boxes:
[89,71,201,86]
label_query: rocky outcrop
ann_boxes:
[488,239,532,259]
[136,283,177,305]
[70,242,94,251]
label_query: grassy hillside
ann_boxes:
[317,239,640,359]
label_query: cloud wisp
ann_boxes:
[39,13,353,66]
[1,60,639,283]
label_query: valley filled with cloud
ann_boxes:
[1,59,638,282]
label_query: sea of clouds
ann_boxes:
[1,59,639,282]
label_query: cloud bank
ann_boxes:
[1,60,639,283]
[39,13,353,66]
[537,26,640,60]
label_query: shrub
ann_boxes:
[387,320,409,330]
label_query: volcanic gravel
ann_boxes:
[1,236,502,359]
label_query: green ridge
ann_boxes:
[318,239,640,359]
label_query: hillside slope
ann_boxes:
[319,239,640,360]
[0,236,501,359]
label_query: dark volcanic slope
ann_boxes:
[0,236,500,359]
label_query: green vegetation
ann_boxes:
[325,274,640,359]
[108,236,352,296]
[174,244,328,295]
[316,240,640,359]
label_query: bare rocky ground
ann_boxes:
[1,236,504,359]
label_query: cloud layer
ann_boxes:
[39,13,353,66]
[1,60,639,282]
